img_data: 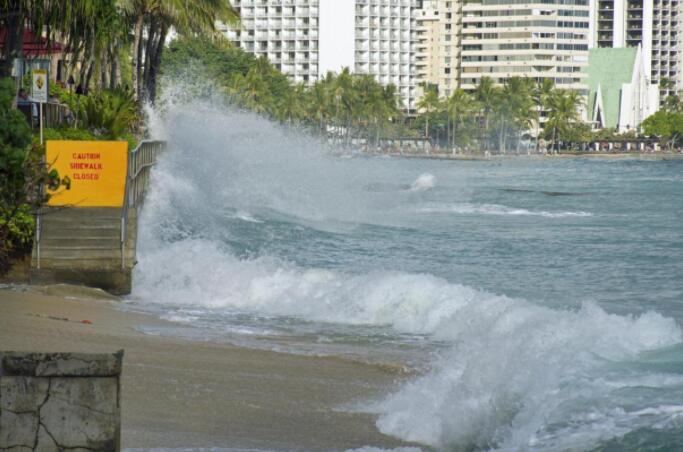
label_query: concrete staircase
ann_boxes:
[30,207,137,295]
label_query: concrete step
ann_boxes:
[40,230,122,242]
[39,238,123,249]
[35,248,135,260]
[40,208,126,221]
[40,218,124,229]
[32,258,135,270]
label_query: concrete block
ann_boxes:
[0,351,123,452]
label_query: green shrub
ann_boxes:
[1,78,69,274]
[60,88,138,139]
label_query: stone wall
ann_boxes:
[0,351,123,451]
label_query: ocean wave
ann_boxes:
[371,303,681,450]
[134,238,682,450]
[419,202,593,218]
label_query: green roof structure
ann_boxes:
[587,47,637,129]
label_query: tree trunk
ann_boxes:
[132,14,144,100]
[145,24,168,105]
[110,50,119,90]
[535,107,541,153]
[142,18,159,101]
[84,61,94,92]
[446,116,451,148]
[0,10,25,79]
[499,116,505,153]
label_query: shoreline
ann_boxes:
[365,151,683,161]
[0,285,419,450]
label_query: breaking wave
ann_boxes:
[134,98,683,451]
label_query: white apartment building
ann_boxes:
[414,0,464,97]
[592,0,681,97]
[459,0,591,92]
[221,0,417,110]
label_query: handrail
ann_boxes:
[121,140,165,269]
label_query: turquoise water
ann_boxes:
[130,106,683,451]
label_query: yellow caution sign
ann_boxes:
[46,141,128,207]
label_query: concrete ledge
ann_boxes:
[30,268,132,296]
[0,351,123,451]
[2,351,123,377]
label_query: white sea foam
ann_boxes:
[371,303,681,450]
[408,173,436,192]
[419,202,593,218]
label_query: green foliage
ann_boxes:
[0,77,72,273]
[66,88,139,139]
[162,37,401,143]
[0,204,35,251]
[641,111,683,149]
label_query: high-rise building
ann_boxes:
[458,0,591,93]
[221,0,417,110]
[414,0,464,98]
[592,0,681,97]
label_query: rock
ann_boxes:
[42,283,121,301]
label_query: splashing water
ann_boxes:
[408,173,436,192]
[132,96,683,451]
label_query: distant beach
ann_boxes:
[0,286,417,450]
[365,150,683,161]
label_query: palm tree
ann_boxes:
[118,0,239,103]
[275,82,306,125]
[331,68,356,144]
[379,83,401,143]
[545,89,583,153]
[307,79,331,136]
[499,77,535,153]
[417,84,440,140]
[533,78,555,153]
[229,66,273,114]
[0,0,104,78]
[473,76,500,151]
[445,88,473,148]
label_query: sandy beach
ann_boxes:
[0,285,418,451]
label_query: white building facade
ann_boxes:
[459,0,591,92]
[222,0,417,110]
[592,0,682,97]
[414,0,464,98]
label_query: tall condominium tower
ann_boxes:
[459,0,591,92]
[593,0,681,96]
[414,0,464,97]
[221,0,417,110]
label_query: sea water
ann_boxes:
[127,102,683,451]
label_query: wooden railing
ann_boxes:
[17,102,71,128]
[121,140,165,268]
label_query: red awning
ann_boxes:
[0,29,63,57]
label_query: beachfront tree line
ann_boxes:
[414,77,585,153]
[163,36,593,152]
[162,36,406,146]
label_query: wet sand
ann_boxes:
[0,286,418,451]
